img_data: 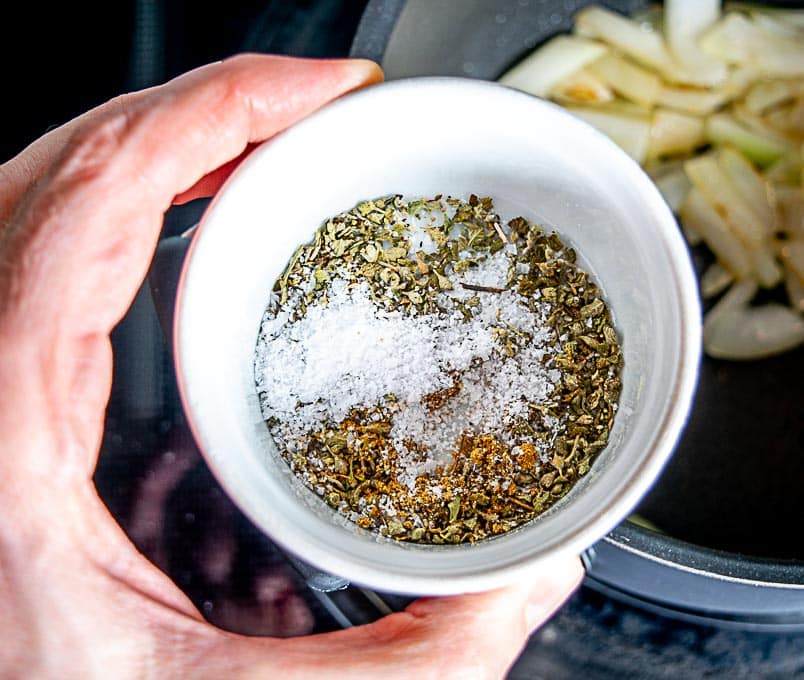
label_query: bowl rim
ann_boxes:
[173,76,702,594]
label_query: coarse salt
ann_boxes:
[255,247,562,488]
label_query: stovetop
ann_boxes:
[10,1,802,676]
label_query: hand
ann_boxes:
[0,54,583,679]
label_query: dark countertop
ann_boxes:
[6,1,803,676]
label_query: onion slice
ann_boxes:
[498,2,804,361]
[664,0,727,86]
[653,165,692,214]
[648,108,705,159]
[705,114,789,168]
[566,106,650,162]
[700,261,734,298]
[684,154,767,247]
[786,268,804,313]
[718,147,776,231]
[588,53,662,107]
[679,188,752,278]
[701,13,804,78]
[499,35,608,98]
[704,279,804,359]
[575,7,671,72]
[549,69,613,104]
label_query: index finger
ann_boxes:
[0,54,382,339]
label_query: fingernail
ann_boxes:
[343,59,384,87]
[524,557,584,631]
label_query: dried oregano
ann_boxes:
[254,194,622,544]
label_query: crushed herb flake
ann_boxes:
[254,195,622,543]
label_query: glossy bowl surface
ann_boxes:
[175,77,700,594]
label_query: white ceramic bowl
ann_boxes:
[175,77,700,595]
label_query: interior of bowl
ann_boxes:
[175,78,698,594]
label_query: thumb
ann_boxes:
[201,556,584,680]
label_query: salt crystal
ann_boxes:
[256,246,564,486]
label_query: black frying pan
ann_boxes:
[351,0,804,629]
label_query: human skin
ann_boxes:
[0,54,584,679]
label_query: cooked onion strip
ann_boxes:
[701,12,804,78]
[665,0,728,86]
[648,108,705,159]
[566,106,650,162]
[499,35,607,97]
[700,261,734,298]
[704,279,804,359]
[500,1,804,359]
[680,188,752,278]
[706,114,790,167]
[588,53,662,107]
[549,69,613,104]
[684,155,767,247]
[653,165,692,214]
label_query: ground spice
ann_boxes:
[254,195,622,544]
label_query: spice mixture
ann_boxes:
[254,195,622,544]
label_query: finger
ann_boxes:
[199,556,585,680]
[0,54,381,480]
[0,56,381,226]
[1,54,382,336]
[172,144,256,205]
[0,84,164,229]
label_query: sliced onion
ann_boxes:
[657,85,729,116]
[679,188,752,277]
[775,186,804,238]
[706,113,790,167]
[704,279,804,360]
[744,79,800,115]
[566,106,650,162]
[575,6,705,85]
[653,165,692,214]
[588,52,662,107]
[746,9,804,31]
[684,154,767,246]
[499,35,608,97]
[749,10,804,40]
[549,69,613,104]
[701,12,804,78]
[664,0,727,86]
[779,238,804,280]
[749,245,783,288]
[764,154,802,185]
[733,103,797,144]
[498,3,804,361]
[631,5,664,32]
[648,108,705,159]
[700,261,734,298]
[718,146,776,230]
[575,7,672,73]
[763,101,803,137]
[785,268,804,313]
